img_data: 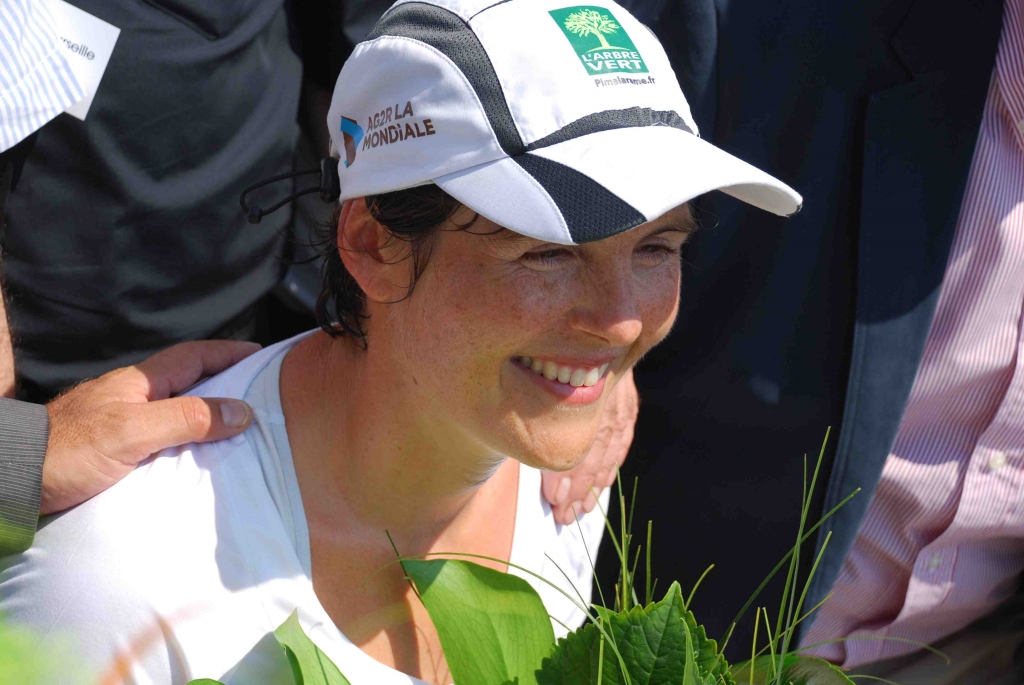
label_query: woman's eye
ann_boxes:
[521,248,573,266]
[635,244,680,264]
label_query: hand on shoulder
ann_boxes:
[40,340,261,514]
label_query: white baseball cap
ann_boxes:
[327,0,802,245]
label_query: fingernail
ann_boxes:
[556,477,571,505]
[220,400,251,428]
[583,493,597,513]
[569,501,583,521]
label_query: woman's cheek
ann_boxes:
[638,266,682,348]
[479,268,572,330]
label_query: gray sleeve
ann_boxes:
[0,398,48,556]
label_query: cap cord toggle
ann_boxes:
[239,158,341,224]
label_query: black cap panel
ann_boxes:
[513,153,646,244]
[366,2,525,156]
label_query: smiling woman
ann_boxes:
[0,0,799,683]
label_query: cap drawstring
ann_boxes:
[239,158,340,224]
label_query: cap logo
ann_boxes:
[340,117,364,168]
[550,6,648,75]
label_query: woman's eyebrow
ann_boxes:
[643,223,696,239]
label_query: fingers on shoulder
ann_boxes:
[134,340,262,399]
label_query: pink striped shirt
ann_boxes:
[802,0,1024,668]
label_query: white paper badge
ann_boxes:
[45,0,121,121]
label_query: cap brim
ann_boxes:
[434,126,802,245]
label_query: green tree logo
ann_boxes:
[549,6,649,74]
[562,9,625,51]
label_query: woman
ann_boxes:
[0,0,800,682]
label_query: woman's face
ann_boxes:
[368,204,694,473]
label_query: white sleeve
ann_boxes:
[0,440,292,685]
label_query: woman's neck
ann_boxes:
[279,330,510,548]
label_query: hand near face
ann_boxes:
[542,368,639,526]
[40,340,261,515]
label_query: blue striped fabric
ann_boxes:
[0,0,85,152]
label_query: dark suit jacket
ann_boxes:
[596,0,1005,660]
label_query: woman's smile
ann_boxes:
[510,354,616,405]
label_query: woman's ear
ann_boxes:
[337,198,408,303]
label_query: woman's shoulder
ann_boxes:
[0,336,318,682]
[0,433,300,681]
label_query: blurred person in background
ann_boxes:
[1,0,259,556]
[1,0,628,542]
[603,0,1024,681]
[2,0,302,402]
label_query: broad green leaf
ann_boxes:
[674,598,735,685]
[729,655,853,685]
[187,680,226,684]
[534,615,605,685]
[274,610,352,685]
[402,558,555,685]
[537,582,733,685]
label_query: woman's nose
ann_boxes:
[567,271,643,347]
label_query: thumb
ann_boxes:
[130,395,253,457]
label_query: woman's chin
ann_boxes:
[513,444,593,474]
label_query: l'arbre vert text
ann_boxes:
[581,49,643,72]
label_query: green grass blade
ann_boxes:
[645,520,653,607]
[795,636,950,665]
[750,607,760,685]
[761,608,777,682]
[684,565,715,612]
[573,496,611,611]
[720,487,861,653]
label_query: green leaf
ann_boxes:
[673,596,734,685]
[537,582,734,685]
[681,614,698,685]
[402,558,555,685]
[535,615,605,685]
[274,610,352,685]
[729,655,853,685]
[187,680,226,684]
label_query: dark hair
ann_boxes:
[315,184,471,345]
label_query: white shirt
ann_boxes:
[0,0,85,152]
[0,334,608,684]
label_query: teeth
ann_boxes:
[516,356,612,388]
[543,361,558,380]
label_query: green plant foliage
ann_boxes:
[402,558,556,685]
[0,620,83,684]
[537,582,734,685]
[729,655,854,685]
[274,610,352,685]
[187,610,354,685]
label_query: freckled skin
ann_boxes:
[383,205,691,473]
[279,200,694,683]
